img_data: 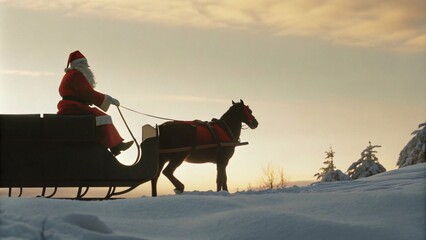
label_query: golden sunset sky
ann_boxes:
[1,0,425,196]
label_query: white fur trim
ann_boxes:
[96,115,113,126]
[100,95,112,112]
[71,58,87,66]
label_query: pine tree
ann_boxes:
[314,147,336,180]
[314,147,350,182]
[397,122,426,168]
[347,141,386,179]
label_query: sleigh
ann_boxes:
[0,114,250,199]
[0,114,159,199]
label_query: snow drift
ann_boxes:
[1,163,425,240]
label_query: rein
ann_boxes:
[120,105,177,121]
[116,103,250,163]
[115,105,178,165]
[116,106,141,165]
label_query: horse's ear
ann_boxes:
[232,100,236,105]
[240,99,245,105]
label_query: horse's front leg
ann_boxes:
[222,169,228,191]
[216,149,234,192]
[216,163,228,192]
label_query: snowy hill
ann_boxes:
[1,163,425,240]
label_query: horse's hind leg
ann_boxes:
[151,158,167,197]
[163,156,185,194]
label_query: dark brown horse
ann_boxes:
[151,100,258,196]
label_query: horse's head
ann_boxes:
[231,100,259,129]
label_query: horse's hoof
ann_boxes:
[173,189,183,194]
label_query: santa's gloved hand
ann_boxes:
[111,97,120,107]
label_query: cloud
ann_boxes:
[399,34,426,53]
[3,0,425,52]
[0,69,57,77]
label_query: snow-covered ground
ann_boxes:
[1,163,425,240]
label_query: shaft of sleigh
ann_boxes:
[159,142,248,154]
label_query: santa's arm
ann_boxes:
[74,74,119,111]
[100,95,120,111]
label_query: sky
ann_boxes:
[1,0,425,196]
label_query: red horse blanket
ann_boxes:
[164,120,235,146]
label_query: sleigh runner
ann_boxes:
[0,106,253,199]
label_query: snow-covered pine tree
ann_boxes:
[347,141,386,179]
[314,147,350,182]
[397,122,426,168]
[322,168,351,182]
[314,147,335,180]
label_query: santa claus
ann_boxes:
[57,50,133,156]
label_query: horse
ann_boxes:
[151,100,258,196]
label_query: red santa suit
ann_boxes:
[57,51,124,149]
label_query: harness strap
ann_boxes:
[194,121,220,146]
[211,118,237,141]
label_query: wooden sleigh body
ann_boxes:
[0,114,159,199]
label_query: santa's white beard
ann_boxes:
[65,64,97,88]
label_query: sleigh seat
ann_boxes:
[0,114,158,199]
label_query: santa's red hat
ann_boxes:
[67,50,87,68]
